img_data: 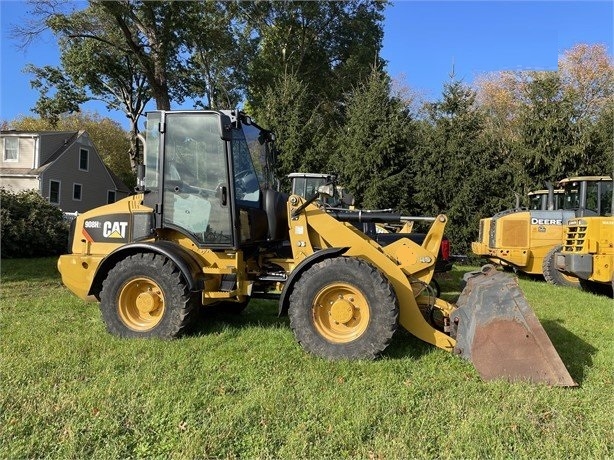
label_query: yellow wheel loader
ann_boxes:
[58,110,575,386]
[556,178,614,297]
[472,177,612,288]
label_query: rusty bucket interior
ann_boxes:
[451,265,577,387]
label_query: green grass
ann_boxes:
[1,258,612,459]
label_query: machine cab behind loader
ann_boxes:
[528,188,564,211]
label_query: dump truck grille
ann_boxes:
[500,220,528,248]
[563,223,588,252]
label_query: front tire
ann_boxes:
[542,245,580,288]
[288,257,398,360]
[99,253,196,338]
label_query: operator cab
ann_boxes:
[528,189,563,211]
[559,176,613,217]
[288,172,355,208]
[142,110,286,249]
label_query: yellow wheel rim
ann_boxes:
[118,277,165,331]
[312,283,370,343]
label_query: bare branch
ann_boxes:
[9,0,80,50]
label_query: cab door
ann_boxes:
[160,112,234,247]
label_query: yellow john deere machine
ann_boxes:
[556,177,614,296]
[472,178,612,287]
[58,110,575,386]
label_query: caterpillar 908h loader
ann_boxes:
[58,110,575,386]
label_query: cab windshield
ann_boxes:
[562,180,614,215]
[142,110,279,247]
[562,181,581,210]
[528,193,545,210]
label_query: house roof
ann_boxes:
[1,130,77,135]
[40,131,80,167]
[107,168,131,193]
[1,129,131,193]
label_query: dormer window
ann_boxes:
[79,148,89,171]
[3,137,18,162]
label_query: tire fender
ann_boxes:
[91,241,205,298]
[278,247,348,316]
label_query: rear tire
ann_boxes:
[99,253,196,338]
[288,257,398,360]
[542,245,580,288]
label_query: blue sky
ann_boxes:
[1,1,612,130]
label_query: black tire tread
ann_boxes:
[99,252,196,338]
[288,257,398,360]
[542,245,579,288]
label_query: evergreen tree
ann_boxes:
[244,1,386,187]
[412,80,511,253]
[333,67,415,210]
[249,73,330,188]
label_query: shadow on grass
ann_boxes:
[384,330,436,360]
[188,300,289,336]
[183,278,597,373]
[541,319,598,385]
[188,299,437,361]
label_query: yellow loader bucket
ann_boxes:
[451,266,577,387]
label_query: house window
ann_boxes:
[79,148,89,171]
[73,183,82,201]
[49,180,61,205]
[107,190,116,204]
[3,137,18,162]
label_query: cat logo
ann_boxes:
[103,221,128,239]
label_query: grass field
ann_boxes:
[1,257,612,459]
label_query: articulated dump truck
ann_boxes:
[58,110,575,386]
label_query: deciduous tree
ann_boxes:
[475,43,614,191]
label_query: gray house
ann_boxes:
[0,130,130,213]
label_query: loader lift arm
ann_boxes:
[284,195,576,386]
[286,195,456,352]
